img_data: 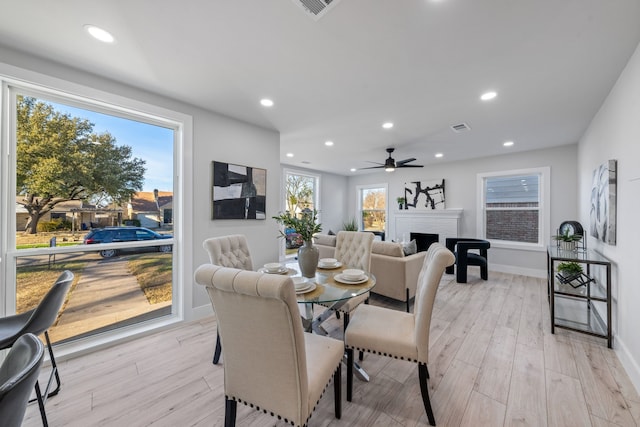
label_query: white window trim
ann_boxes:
[476,167,550,251]
[0,63,193,357]
[356,183,388,232]
[280,168,321,259]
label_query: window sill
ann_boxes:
[487,240,547,252]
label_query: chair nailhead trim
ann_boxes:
[345,346,419,363]
[224,365,340,427]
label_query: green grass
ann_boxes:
[17,242,82,249]
[16,261,85,313]
[127,253,173,304]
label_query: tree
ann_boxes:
[16,96,146,234]
[285,174,314,214]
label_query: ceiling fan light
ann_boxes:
[385,166,395,172]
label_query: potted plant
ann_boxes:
[342,217,358,231]
[273,209,322,278]
[396,197,406,210]
[553,229,582,251]
[556,261,583,281]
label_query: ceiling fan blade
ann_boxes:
[396,158,417,166]
[397,164,424,168]
[359,165,385,170]
[364,161,385,165]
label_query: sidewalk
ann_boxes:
[50,257,171,342]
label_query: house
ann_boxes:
[15,198,102,232]
[2,2,640,423]
[126,190,173,229]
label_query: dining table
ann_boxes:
[281,260,376,381]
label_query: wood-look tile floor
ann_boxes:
[23,272,640,426]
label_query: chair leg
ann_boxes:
[334,363,342,419]
[419,364,436,426]
[213,330,222,365]
[406,288,410,313]
[225,398,237,427]
[30,330,61,405]
[34,380,49,427]
[346,348,354,402]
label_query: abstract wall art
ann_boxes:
[212,161,266,219]
[590,159,616,245]
[403,179,445,210]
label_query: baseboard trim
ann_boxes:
[614,336,640,395]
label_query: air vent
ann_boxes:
[292,0,341,20]
[450,122,471,133]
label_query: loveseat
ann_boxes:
[313,234,426,312]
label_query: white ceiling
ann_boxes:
[1,0,640,176]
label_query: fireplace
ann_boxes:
[391,208,463,245]
[410,232,439,252]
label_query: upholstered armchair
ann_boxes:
[202,234,254,364]
[344,243,455,426]
[445,238,490,283]
[194,264,344,427]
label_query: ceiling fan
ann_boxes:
[362,148,424,172]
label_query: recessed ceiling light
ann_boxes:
[260,98,274,107]
[325,141,334,146]
[480,91,497,101]
[350,168,357,172]
[503,141,514,147]
[84,25,115,43]
[382,122,394,129]
[435,153,444,158]
[286,153,294,157]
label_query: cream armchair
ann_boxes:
[195,264,344,427]
[344,243,455,426]
[202,234,254,364]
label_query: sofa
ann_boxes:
[313,234,426,312]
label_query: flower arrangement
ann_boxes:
[273,209,322,242]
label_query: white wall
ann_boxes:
[347,144,578,277]
[0,46,281,320]
[578,41,640,390]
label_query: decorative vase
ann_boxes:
[298,240,319,278]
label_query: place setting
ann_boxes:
[317,258,342,269]
[258,262,290,275]
[292,276,316,294]
[333,268,369,285]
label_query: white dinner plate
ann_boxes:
[295,283,316,294]
[257,267,289,275]
[318,261,342,269]
[334,273,368,284]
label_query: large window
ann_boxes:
[477,168,549,249]
[358,184,387,233]
[282,170,320,255]
[2,81,186,349]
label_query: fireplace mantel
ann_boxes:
[390,208,463,244]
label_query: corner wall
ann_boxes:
[578,40,640,390]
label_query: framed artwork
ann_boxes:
[403,179,445,210]
[590,159,616,245]
[212,161,266,219]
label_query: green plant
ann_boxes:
[553,229,582,242]
[342,217,358,231]
[557,261,583,276]
[273,209,322,242]
[396,197,406,204]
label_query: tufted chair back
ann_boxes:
[334,231,374,271]
[203,235,253,270]
[413,243,455,363]
[195,264,344,426]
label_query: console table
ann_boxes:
[547,246,612,348]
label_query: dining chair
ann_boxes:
[0,270,74,416]
[194,264,344,427]
[202,234,254,364]
[0,333,46,427]
[323,231,374,332]
[344,243,455,426]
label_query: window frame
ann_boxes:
[356,183,388,233]
[1,67,193,356]
[476,167,550,251]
